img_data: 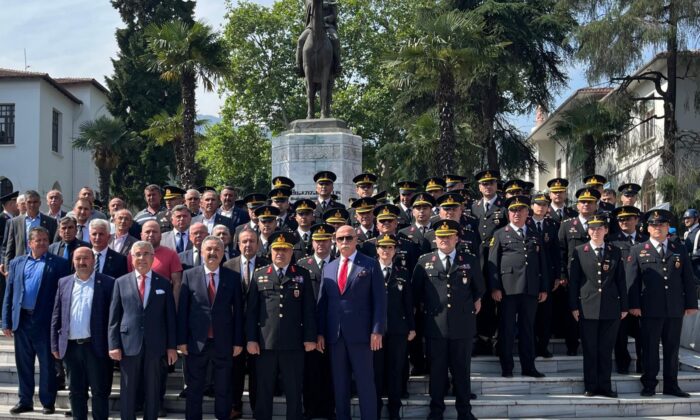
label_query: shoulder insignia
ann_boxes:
[627,255,633,262]
[290,265,296,273]
[307,258,313,264]
[489,237,495,247]
[584,244,589,252]
[267,266,272,274]
[644,243,650,250]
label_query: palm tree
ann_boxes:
[386,7,503,173]
[144,19,227,188]
[73,116,129,201]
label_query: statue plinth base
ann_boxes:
[271,118,362,203]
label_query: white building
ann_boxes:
[0,68,110,211]
[527,51,700,211]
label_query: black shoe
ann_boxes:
[640,388,655,397]
[204,387,215,398]
[584,391,595,397]
[158,407,167,417]
[522,370,545,378]
[57,383,66,391]
[179,388,188,398]
[663,388,691,398]
[470,392,477,400]
[501,371,513,378]
[537,349,553,358]
[9,404,33,415]
[65,411,72,417]
[598,390,618,398]
[42,406,55,415]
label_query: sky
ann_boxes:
[0,0,590,133]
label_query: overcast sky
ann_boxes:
[1,0,595,132]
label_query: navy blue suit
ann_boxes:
[318,251,386,420]
[177,266,244,420]
[1,253,70,408]
[50,273,115,419]
[108,271,176,420]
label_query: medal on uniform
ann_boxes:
[462,277,468,284]
[398,283,403,291]
[544,233,549,242]
[675,256,681,269]
[294,289,300,298]
[603,262,609,272]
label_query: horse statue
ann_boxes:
[300,0,334,119]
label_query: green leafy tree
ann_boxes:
[145,20,228,188]
[73,116,130,201]
[571,0,700,183]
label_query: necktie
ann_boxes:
[444,256,451,273]
[517,228,524,238]
[193,250,201,266]
[303,233,309,243]
[242,260,250,287]
[383,266,391,280]
[684,231,689,240]
[321,201,327,213]
[485,202,490,212]
[536,221,542,233]
[319,259,326,272]
[278,268,284,281]
[366,229,373,239]
[556,208,563,219]
[62,243,70,260]
[138,275,145,304]
[95,252,101,273]
[338,258,349,293]
[420,226,426,236]
[77,224,84,240]
[595,247,603,262]
[176,232,184,253]
[277,218,282,229]
[629,235,635,245]
[658,243,665,256]
[208,273,216,338]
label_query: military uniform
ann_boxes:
[424,226,480,257]
[413,232,484,420]
[246,261,317,420]
[568,239,627,395]
[627,213,698,396]
[549,205,578,223]
[488,200,549,376]
[398,224,432,255]
[291,230,313,261]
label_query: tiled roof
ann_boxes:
[54,77,110,96]
[0,68,82,104]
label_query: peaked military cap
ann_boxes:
[353,173,377,186]
[397,180,419,194]
[547,178,569,192]
[314,171,337,183]
[474,169,500,183]
[163,185,185,200]
[583,174,607,187]
[423,177,446,192]
[269,231,296,249]
[432,219,460,237]
[272,176,295,190]
[531,192,551,205]
[618,183,641,196]
[351,197,377,213]
[254,205,280,220]
[410,192,436,207]
[293,199,316,212]
[373,191,389,204]
[374,204,400,220]
[323,208,349,224]
[505,195,530,210]
[504,179,526,194]
[436,192,462,208]
[444,174,466,187]
[376,233,397,247]
[268,188,292,201]
[645,209,673,225]
[0,191,19,204]
[243,193,267,209]
[575,187,601,202]
[310,223,335,240]
[612,206,641,219]
[586,213,608,227]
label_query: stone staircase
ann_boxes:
[0,337,699,419]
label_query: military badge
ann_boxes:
[603,262,609,272]
[398,283,404,291]
[462,277,469,284]
[544,233,550,242]
[432,255,437,262]
[489,237,495,247]
[627,255,633,262]
[294,289,300,298]
[675,256,681,269]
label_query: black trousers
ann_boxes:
[534,293,553,354]
[15,311,56,408]
[580,318,619,393]
[640,317,683,391]
[63,341,112,420]
[185,340,232,420]
[476,249,498,350]
[255,349,304,420]
[119,350,163,420]
[498,294,537,373]
[551,286,579,353]
[374,334,408,418]
[408,311,427,373]
[615,315,643,372]
[303,349,334,418]
[427,337,472,419]
[232,349,256,412]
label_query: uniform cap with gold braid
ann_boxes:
[437,192,462,208]
[323,208,349,224]
[269,231,296,249]
[376,233,397,247]
[432,219,460,237]
[444,174,466,187]
[505,195,531,210]
[423,177,446,192]
[575,187,601,202]
[410,192,436,208]
[351,197,377,213]
[163,185,185,200]
[293,199,316,213]
[618,183,641,197]
[547,177,569,193]
[531,193,551,205]
[586,214,608,227]
[504,179,526,194]
[310,223,335,241]
[645,208,673,225]
[254,205,280,221]
[583,174,607,187]
[243,193,267,209]
[268,188,291,200]
[314,170,337,183]
[372,190,389,204]
[271,176,295,190]
[397,180,419,194]
[353,173,377,186]
[612,205,641,219]
[373,204,400,220]
[474,169,500,183]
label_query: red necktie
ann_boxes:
[138,275,145,304]
[208,273,216,338]
[338,258,349,294]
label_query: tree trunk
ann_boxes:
[661,1,678,185]
[180,71,199,188]
[97,167,111,203]
[437,69,456,174]
[582,134,596,176]
[482,76,499,169]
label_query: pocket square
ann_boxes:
[155,289,165,295]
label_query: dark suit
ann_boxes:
[684,224,700,280]
[108,271,176,420]
[568,243,627,393]
[528,217,560,356]
[0,212,10,315]
[2,214,58,266]
[313,199,345,221]
[177,266,244,420]
[222,255,269,413]
[179,248,202,270]
[108,233,138,257]
[47,239,90,272]
[246,263,316,420]
[318,251,386,420]
[50,273,114,420]
[95,248,128,279]
[1,253,70,408]
[291,230,313,262]
[549,205,578,223]
[627,240,698,393]
[192,213,236,234]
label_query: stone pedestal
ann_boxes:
[271,119,362,203]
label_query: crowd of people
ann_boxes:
[0,169,698,420]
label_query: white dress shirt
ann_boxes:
[338,250,358,279]
[136,271,152,306]
[93,248,108,273]
[68,274,95,340]
[204,266,220,291]
[437,249,456,271]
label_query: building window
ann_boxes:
[641,170,656,211]
[640,99,656,142]
[0,104,15,145]
[52,109,61,153]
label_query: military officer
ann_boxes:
[364,204,420,274]
[609,206,647,374]
[353,173,377,198]
[156,185,186,232]
[246,231,317,420]
[372,234,415,420]
[398,192,435,256]
[583,175,614,213]
[233,193,267,248]
[528,193,561,358]
[296,224,336,419]
[444,174,466,192]
[488,195,548,378]
[373,190,389,205]
[396,181,419,228]
[291,199,317,261]
[627,209,699,398]
[352,197,378,242]
[268,188,298,232]
[323,208,350,257]
[556,187,600,355]
[426,192,480,256]
[471,169,507,355]
[547,178,578,223]
[568,214,628,397]
[254,205,281,260]
[618,183,641,207]
[313,171,345,219]
[503,179,526,198]
[424,178,446,216]
[682,209,700,285]
[412,219,483,420]
[271,176,295,191]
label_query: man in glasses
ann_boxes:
[317,225,386,420]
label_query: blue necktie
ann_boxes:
[176,232,184,253]
[62,243,70,260]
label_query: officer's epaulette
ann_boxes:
[564,217,576,224]
[307,257,314,264]
[418,251,438,263]
[504,226,511,232]
[583,244,590,252]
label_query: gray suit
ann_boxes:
[2,214,58,266]
[161,229,193,253]
[108,234,138,257]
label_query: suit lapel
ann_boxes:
[17,216,26,251]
